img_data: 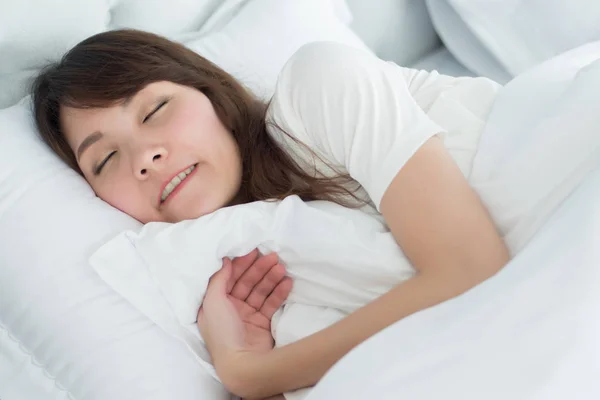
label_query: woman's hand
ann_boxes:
[197,249,293,393]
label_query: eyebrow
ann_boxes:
[76,131,104,161]
[74,92,142,160]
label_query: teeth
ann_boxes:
[161,165,196,202]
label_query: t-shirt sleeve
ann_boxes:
[268,42,446,210]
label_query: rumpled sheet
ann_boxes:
[306,162,600,400]
[90,197,416,399]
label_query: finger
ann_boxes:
[227,249,260,293]
[230,252,279,300]
[245,264,286,310]
[259,277,293,320]
[207,258,233,296]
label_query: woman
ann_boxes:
[32,30,509,399]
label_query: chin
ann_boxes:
[167,191,236,222]
[174,205,217,222]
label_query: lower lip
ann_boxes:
[161,165,198,206]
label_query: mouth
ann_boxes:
[159,163,198,206]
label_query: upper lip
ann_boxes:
[158,163,196,206]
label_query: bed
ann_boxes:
[2,1,600,399]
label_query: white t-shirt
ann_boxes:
[266,42,501,212]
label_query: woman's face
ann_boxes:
[61,81,242,223]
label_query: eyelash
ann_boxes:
[93,98,171,176]
[143,98,169,123]
[94,151,116,175]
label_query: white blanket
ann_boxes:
[91,197,416,400]
[306,163,600,400]
[90,41,600,399]
[90,197,415,363]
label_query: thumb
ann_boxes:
[199,258,245,354]
[207,257,233,295]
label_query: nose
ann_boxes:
[133,145,168,180]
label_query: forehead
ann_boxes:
[59,81,178,143]
[61,81,171,115]
[59,101,119,150]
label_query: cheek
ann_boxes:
[94,177,154,222]
[224,133,242,170]
[174,98,226,145]
[172,96,241,174]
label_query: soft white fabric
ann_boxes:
[267,42,500,210]
[411,38,600,255]
[0,0,369,108]
[107,0,223,34]
[469,40,600,254]
[307,54,600,397]
[306,159,600,400]
[303,41,600,400]
[410,47,476,78]
[90,197,414,372]
[427,0,600,82]
[344,0,440,66]
[0,2,369,400]
[0,324,73,400]
[181,0,370,101]
[0,0,221,108]
[426,0,512,83]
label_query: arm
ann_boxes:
[220,136,510,398]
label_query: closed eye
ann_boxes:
[143,99,169,123]
[94,151,116,175]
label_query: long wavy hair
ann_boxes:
[32,29,360,207]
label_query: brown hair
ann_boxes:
[32,29,360,207]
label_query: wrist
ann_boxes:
[215,348,272,399]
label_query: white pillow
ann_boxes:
[180,0,370,99]
[427,0,600,82]
[410,47,476,78]
[345,0,440,66]
[0,1,369,399]
[0,0,368,108]
[107,0,223,34]
[0,0,226,109]
[0,325,72,400]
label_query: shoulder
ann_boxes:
[271,41,404,98]
[277,41,371,79]
[265,42,363,151]
[266,41,408,140]
[264,42,389,188]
